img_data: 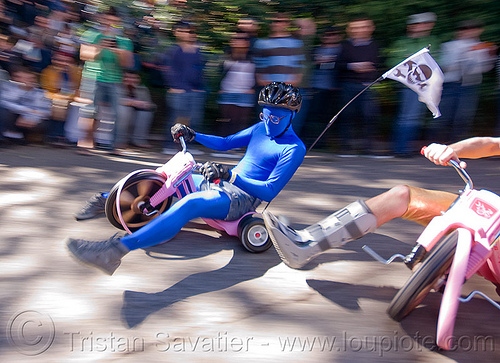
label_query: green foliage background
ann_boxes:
[138,0,500,49]
[113,0,500,136]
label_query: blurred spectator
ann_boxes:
[0,0,13,34]
[304,25,342,149]
[0,49,8,144]
[0,61,7,81]
[216,30,255,136]
[138,15,172,88]
[27,14,56,51]
[76,6,134,153]
[19,0,39,27]
[336,15,382,155]
[0,65,51,143]
[40,51,81,145]
[47,0,66,13]
[253,13,306,133]
[53,22,79,59]
[0,33,21,73]
[236,17,259,54]
[4,0,23,24]
[115,70,156,149]
[46,4,68,33]
[438,20,497,142]
[161,20,206,153]
[291,17,316,137]
[23,29,52,72]
[389,12,439,157]
[65,6,85,36]
[253,13,305,87]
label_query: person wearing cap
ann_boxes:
[389,12,440,157]
[437,20,497,143]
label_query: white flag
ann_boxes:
[383,47,444,118]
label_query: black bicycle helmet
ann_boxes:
[258,82,302,112]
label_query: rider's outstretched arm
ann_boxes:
[195,125,255,151]
[423,137,500,168]
[449,137,500,159]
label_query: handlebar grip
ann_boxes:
[420,146,427,155]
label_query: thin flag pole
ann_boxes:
[308,76,383,152]
[263,46,442,212]
[263,76,384,212]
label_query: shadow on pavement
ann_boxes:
[307,277,500,359]
[121,224,282,328]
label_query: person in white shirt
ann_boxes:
[1,65,51,142]
[436,20,497,142]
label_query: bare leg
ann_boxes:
[365,185,410,227]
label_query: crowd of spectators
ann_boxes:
[0,2,497,158]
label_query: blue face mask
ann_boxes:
[260,107,293,138]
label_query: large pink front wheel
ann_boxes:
[387,230,459,321]
[105,171,172,232]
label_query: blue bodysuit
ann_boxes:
[121,120,306,250]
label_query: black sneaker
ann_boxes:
[66,234,129,275]
[75,193,107,221]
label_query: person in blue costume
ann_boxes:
[66,82,306,275]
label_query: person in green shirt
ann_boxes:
[76,6,134,153]
[389,12,440,158]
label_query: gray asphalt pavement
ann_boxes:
[1,144,499,362]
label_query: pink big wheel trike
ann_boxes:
[104,137,272,253]
[365,159,500,350]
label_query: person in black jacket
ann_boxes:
[335,16,383,156]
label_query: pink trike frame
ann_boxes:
[414,161,500,349]
[364,160,500,350]
[112,138,269,251]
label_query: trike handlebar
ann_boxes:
[421,146,473,192]
[447,160,473,192]
[180,136,187,153]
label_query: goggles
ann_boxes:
[259,112,287,124]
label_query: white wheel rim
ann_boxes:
[247,224,269,247]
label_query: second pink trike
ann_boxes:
[365,159,500,350]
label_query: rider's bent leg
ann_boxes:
[67,190,231,275]
[401,186,458,269]
[121,189,231,250]
[264,200,377,269]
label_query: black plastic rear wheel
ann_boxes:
[237,214,272,253]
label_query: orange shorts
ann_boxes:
[401,186,458,226]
